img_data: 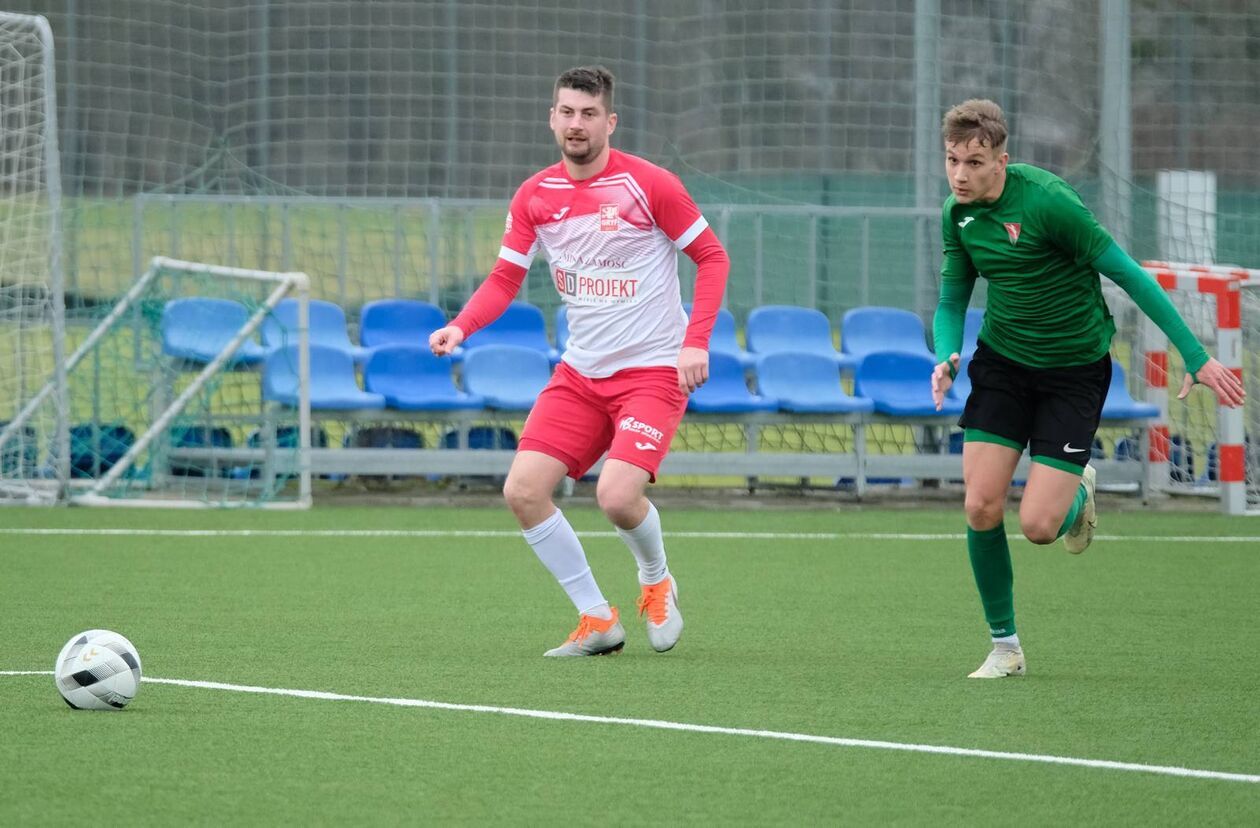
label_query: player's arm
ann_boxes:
[678,227,730,392]
[653,170,730,392]
[931,207,977,409]
[1042,179,1243,407]
[1093,242,1246,407]
[430,188,537,356]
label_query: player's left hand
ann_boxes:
[931,353,961,411]
[1178,357,1247,408]
[677,346,709,393]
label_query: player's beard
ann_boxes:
[559,132,603,165]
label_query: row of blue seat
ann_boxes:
[259,341,1156,420]
[162,296,1155,418]
[161,297,984,370]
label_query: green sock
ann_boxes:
[1056,482,1088,539]
[967,524,1015,637]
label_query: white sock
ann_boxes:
[992,633,1021,649]
[522,509,609,617]
[617,501,669,586]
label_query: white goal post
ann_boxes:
[0,12,65,504]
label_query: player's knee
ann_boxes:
[964,493,1004,530]
[502,474,548,518]
[595,482,638,524]
[1019,513,1060,545]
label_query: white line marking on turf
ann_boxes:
[3,670,1256,784]
[2,528,1259,543]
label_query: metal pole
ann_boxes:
[445,0,458,197]
[254,0,271,176]
[1100,0,1132,249]
[428,201,441,306]
[913,0,941,317]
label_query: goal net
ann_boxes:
[1,256,312,508]
[3,3,1258,501]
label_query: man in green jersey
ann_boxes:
[929,99,1246,679]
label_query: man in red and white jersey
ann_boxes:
[430,66,729,657]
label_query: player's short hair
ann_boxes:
[554,65,615,111]
[942,99,1008,150]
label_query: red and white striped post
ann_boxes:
[1141,265,1247,514]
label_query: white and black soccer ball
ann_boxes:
[54,629,142,711]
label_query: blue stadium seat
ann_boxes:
[461,344,552,411]
[961,307,985,358]
[841,306,933,364]
[1101,361,1159,420]
[161,298,267,366]
[754,352,874,414]
[0,421,38,476]
[746,305,855,370]
[262,298,369,362]
[263,344,386,410]
[229,426,329,480]
[688,352,778,413]
[685,303,755,369]
[68,424,135,478]
[555,305,570,353]
[363,345,485,411]
[359,299,447,351]
[441,426,519,450]
[457,301,560,365]
[169,426,233,477]
[348,426,423,450]
[855,351,964,417]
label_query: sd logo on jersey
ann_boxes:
[554,267,577,295]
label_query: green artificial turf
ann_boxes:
[2,506,1257,824]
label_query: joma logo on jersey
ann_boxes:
[599,204,619,231]
[618,415,663,443]
[554,267,577,295]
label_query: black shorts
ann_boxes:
[960,341,1111,469]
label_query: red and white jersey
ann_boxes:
[499,150,710,377]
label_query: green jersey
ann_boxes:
[938,164,1114,368]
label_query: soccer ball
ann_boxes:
[54,629,142,711]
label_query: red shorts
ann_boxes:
[518,362,688,481]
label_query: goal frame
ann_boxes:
[0,256,312,509]
[1137,262,1256,515]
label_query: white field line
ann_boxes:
[2,670,1256,785]
[1,527,1259,543]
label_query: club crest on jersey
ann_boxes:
[599,203,619,231]
[1004,222,1021,245]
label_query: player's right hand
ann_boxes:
[429,325,465,356]
[931,353,960,411]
